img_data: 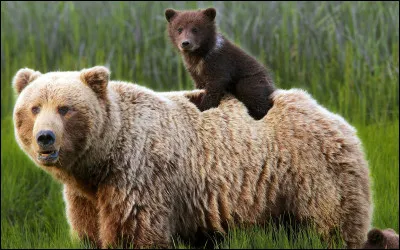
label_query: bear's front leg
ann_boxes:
[97,185,171,249]
[63,185,100,247]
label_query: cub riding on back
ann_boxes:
[165,7,276,120]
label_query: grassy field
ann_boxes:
[1,1,398,249]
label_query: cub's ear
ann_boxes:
[12,68,42,95]
[367,228,385,245]
[165,8,178,22]
[80,66,110,99]
[203,8,216,21]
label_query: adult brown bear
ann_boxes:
[12,66,371,248]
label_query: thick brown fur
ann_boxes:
[165,8,276,120]
[13,66,371,249]
[362,228,399,249]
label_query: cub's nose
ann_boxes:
[181,40,190,48]
[36,130,56,147]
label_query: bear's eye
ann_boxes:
[192,27,198,33]
[31,106,40,115]
[58,106,70,116]
[177,27,183,34]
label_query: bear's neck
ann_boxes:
[66,89,122,195]
[181,33,225,75]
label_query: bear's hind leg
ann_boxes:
[338,169,372,249]
[339,196,371,249]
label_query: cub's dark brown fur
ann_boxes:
[165,7,276,120]
[362,228,399,249]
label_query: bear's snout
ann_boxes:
[36,130,56,148]
[181,40,191,48]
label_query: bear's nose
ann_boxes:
[181,40,190,48]
[36,130,56,147]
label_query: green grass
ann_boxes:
[1,1,398,249]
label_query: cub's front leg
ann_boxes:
[97,185,171,249]
[198,80,229,112]
[63,185,100,247]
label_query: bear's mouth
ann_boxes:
[180,44,199,52]
[37,150,59,165]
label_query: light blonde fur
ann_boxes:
[13,66,371,249]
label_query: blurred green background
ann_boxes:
[1,1,398,248]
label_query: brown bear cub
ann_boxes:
[165,7,276,120]
[362,228,399,249]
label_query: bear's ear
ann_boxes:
[367,228,386,245]
[165,8,178,22]
[12,68,42,95]
[203,8,216,21]
[80,66,110,100]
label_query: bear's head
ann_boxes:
[165,7,217,53]
[12,66,110,170]
[362,228,399,249]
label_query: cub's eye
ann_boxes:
[177,27,183,34]
[192,27,198,33]
[58,106,70,116]
[31,106,40,115]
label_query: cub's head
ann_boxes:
[165,7,217,53]
[362,228,399,249]
[12,66,110,170]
